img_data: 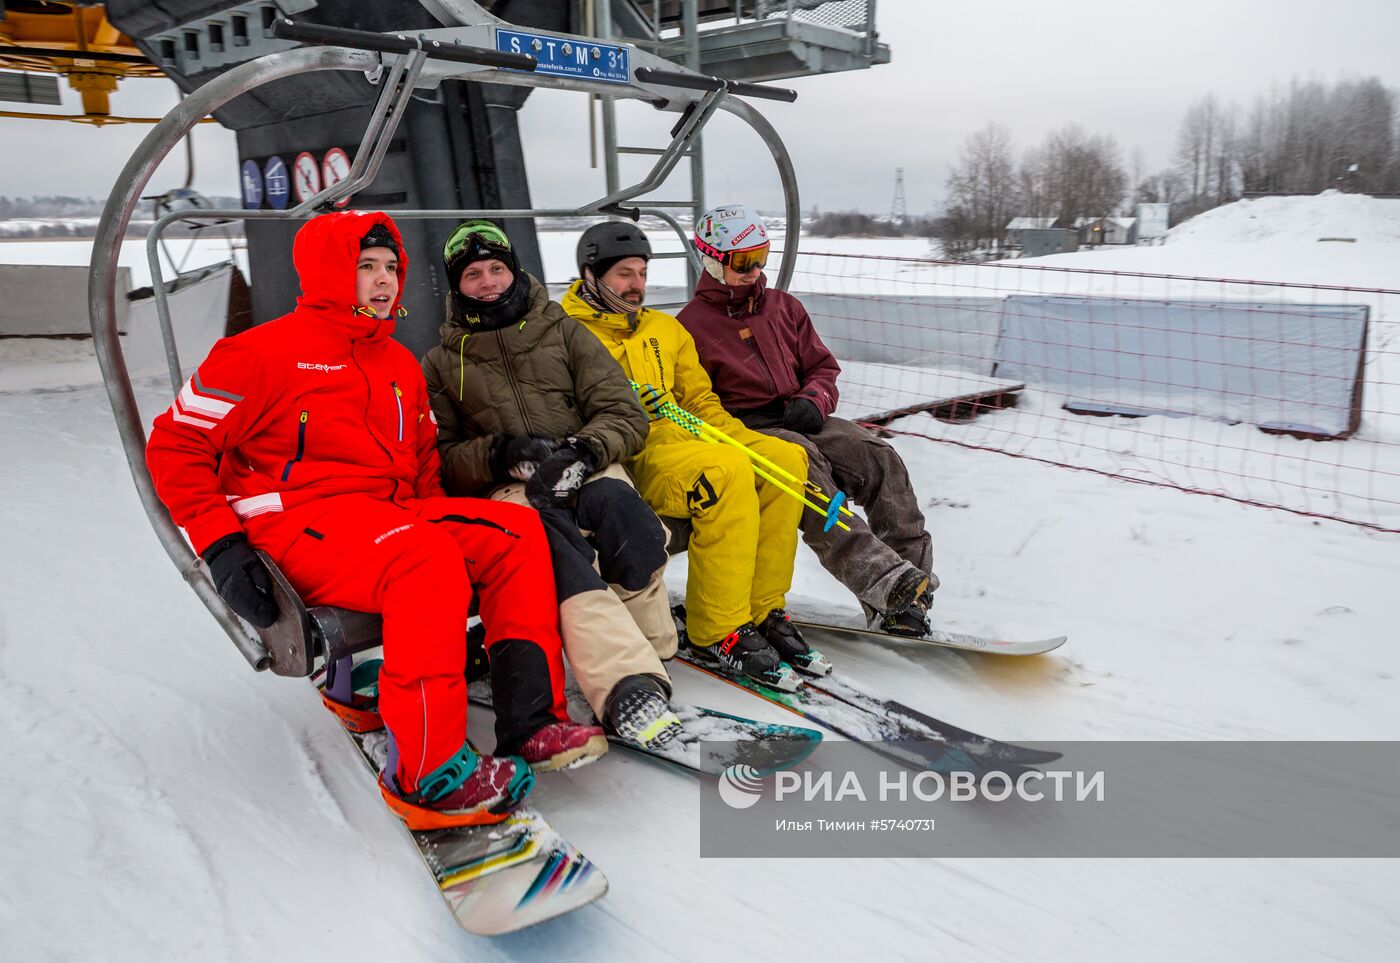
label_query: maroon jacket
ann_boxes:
[677,272,840,421]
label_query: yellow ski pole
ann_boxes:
[633,382,853,532]
[693,413,856,520]
[635,381,855,519]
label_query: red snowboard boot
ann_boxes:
[379,743,535,831]
[516,720,608,773]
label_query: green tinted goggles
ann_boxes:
[443,219,512,262]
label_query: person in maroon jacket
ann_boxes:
[145,211,605,831]
[678,204,939,636]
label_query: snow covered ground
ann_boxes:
[2,196,1399,961]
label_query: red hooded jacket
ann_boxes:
[677,271,841,419]
[146,211,445,555]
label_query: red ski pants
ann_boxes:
[244,494,567,792]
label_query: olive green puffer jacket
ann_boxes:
[422,275,648,497]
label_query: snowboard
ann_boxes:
[342,725,609,936]
[671,606,1060,772]
[468,681,824,777]
[260,557,608,936]
[794,618,1067,657]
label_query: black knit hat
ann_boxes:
[359,223,400,258]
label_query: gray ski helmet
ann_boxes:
[577,221,651,277]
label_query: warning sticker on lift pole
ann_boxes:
[321,147,352,208]
[292,151,321,204]
[495,29,630,84]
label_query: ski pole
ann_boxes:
[636,382,856,520]
[633,382,853,532]
[639,384,854,532]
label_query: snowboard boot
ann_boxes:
[698,622,801,692]
[879,570,937,638]
[379,742,534,831]
[320,655,385,733]
[516,720,609,773]
[603,674,683,751]
[756,609,834,677]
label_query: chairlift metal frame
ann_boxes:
[87,14,802,676]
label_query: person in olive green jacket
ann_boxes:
[421,220,683,752]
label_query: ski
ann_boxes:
[672,608,1059,770]
[469,681,824,777]
[794,619,1068,657]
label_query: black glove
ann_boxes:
[202,533,278,628]
[782,397,825,435]
[525,440,599,510]
[489,434,559,483]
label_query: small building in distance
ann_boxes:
[1004,216,1059,249]
[1020,227,1079,257]
[1079,216,1137,246]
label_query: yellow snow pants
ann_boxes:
[629,425,807,646]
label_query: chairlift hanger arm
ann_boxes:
[269,18,536,71]
[633,66,797,104]
[389,25,797,108]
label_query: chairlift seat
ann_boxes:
[256,550,383,677]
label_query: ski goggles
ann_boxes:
[443,219,512,263]
[725,242,770,274]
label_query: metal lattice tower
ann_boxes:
[891,167,907,225]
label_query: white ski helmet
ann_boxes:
[693,204,770,268]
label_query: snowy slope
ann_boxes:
[1021,192,1400,291]
[3,198,1400,960]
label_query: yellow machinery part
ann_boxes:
[0,2,164,122]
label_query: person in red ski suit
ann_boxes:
[145,211,604,830]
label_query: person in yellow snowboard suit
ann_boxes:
[562,221,832,689]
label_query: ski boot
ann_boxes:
[879,569,937,638]
[379,742,534,831]
[603,674,684,751]
[320,655,385,733]
[516,720,609,773]
[757,609,833,676]
[696,622,801,692]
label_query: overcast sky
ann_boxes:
[3,0,1399,215]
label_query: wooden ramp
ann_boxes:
[833,361,1025,425]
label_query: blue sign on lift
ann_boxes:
[495,29,630,84]
[263,155,290,211]
[240,159,263,210]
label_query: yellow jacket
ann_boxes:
[561,281,749,447]
[563,280,806,642]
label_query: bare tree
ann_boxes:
[1033,124,1127,226]
[1017,145,1049,220]
[1234,77,1398,196]
[944,123,1020,249]
[1135,168,1185,209]
[1174,94,1239,216]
